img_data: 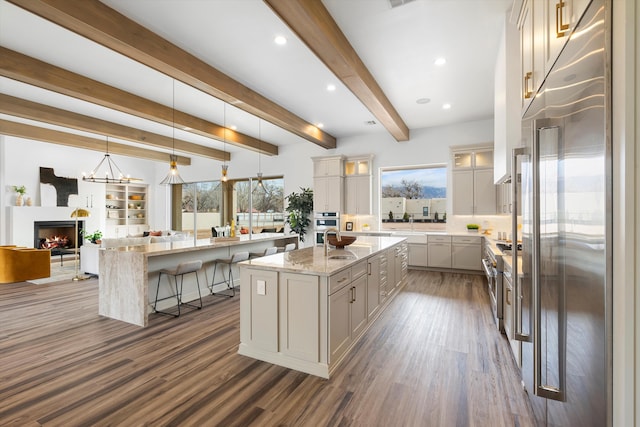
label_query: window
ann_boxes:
[380,165,447,231]
[176,176,285,239]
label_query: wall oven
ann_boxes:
[481,240,503,332]
[314,212,340,245]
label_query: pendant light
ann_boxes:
[253,119,265,193]
[221,103,229,183]
[82,136,134,183]
[160,79,185,185]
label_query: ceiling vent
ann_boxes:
[389,0,416,8]
[364,120,377,126]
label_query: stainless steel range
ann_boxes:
[481,239,503,332]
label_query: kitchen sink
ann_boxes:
[328,255,356,260]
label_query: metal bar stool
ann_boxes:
[249,246,278,259]
[153,260,203,317]
[210,251,249,297]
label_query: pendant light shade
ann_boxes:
[83,136,135,184]
[160,80,185,185]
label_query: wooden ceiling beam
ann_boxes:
[0,94,230,162]
[0,119,192,165]
[5,0,336,149]
[0,46,277,156]
[265,0,410,142]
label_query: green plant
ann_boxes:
[466,223,480,230]
[403,212,410,221]
[285,187,313,242]
[12,185,26,195]
[388,210,394,221]
[82,229,103,243]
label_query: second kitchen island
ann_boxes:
[238,236,407,378]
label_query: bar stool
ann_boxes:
[210,251,249,297]
[153,259,203,317]
[249,246,278,259]
[277,243,296,252]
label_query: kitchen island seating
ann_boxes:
[153,259,203,317]
[249,246,278,259]
[209,251,249,297]
[277,243,296,253]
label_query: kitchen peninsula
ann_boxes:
[99,233,298,327]
[238,236,408,378]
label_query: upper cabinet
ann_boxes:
[344,155,373,215]
[312,156,344,213]
[494,12,523,184]
[542,0,592,75]
[452,146,496,215]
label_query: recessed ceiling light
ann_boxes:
[435,57,446,66]
[442,103,451,110]
[416,98,431,104]
[182,126,192,131]
[229,125,237,130]
[326,84,336,92]
[274,35,287,45]
[316,123,324,128]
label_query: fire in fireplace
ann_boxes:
[33,221,84,250]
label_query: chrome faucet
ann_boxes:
[323,227,341,256]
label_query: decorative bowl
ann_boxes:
[327,235,357,248]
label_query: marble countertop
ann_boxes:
[101,233,294,257]
[241,235,406,276]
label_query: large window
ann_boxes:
[380,165,447,231]
[177,177,284,239]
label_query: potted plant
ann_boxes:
[12,185,26,206]
[285,187,313,242]
[388,210,394,222]
[82,229,103,244]
[466,223,480,232]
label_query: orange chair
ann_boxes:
[0,246,51,283]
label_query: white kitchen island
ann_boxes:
[238,236,407,378]
[99,233,298,327]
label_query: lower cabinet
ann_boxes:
[329,267,367,364]
[427,235,452,268]
[408,243,428,267]
[451,236,482,270]
[367,254,381,318]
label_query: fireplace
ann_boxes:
[33,220,84,250]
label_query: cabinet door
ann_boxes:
[350,274,368,339]
[427,243,452,268]
[325,176,344,213]
[367,256,381,318]
[279,273,320,362]
[408,243,428,267]
[452,170,474,215]
[313,177,328,212]
[474,169,497,215]
[345,175,371,215]
[329,284,351,363]
[544,0,592,75]
[386,247,397,297]
[451,244,481,270]
[344,177,358,214]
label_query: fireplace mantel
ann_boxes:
[7,206,100,247]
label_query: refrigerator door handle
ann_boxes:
[532,122,566,403]
[512,148,532,343]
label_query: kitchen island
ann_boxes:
[238,236,407,378]
[99,233,298,327]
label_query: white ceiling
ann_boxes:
[0,0,512,158]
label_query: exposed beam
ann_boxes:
[0,47,278,156]
[265,0,410,142]
[0,119,192,165]
[0,94,230,162]
[5,0,337,149]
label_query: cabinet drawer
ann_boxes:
[452,236,481,245]
[428,235,451,243]
[329,268,352,294]
[351,259,368,280]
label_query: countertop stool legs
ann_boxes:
[209,251,249,298]
[154,260,203,317]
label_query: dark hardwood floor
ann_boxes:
[0,270,535,426]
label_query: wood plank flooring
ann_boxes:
[0,270,535,426]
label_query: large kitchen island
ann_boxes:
[238,236,408,378]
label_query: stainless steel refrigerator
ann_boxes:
[512,0,611,425]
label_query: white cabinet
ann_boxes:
[542,0,592,75]
[345,175,371,215]
[367,254,382,319]
[105,183,148,237]
[494,12,522,183]
[451,236,482,271]
[427,235,452,269]
[313,156,344,213]
[452,147,496,215]
[408,243,428,267]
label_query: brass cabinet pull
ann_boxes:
[524,72,533,99]
[556,0,569,37]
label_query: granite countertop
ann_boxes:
[102,233,293,257]
[241,235,406,276]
